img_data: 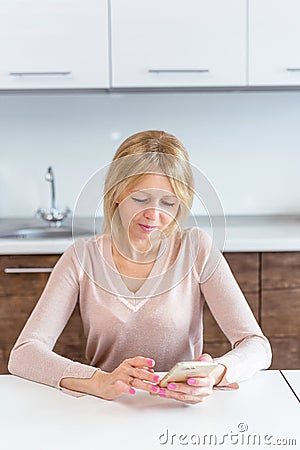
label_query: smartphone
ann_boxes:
[159,361,218,388]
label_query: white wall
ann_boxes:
[0,90,300,218]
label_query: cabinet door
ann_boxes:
[203,253,260,357]
[261,252,300,369]
[249,0,300,86]
[0,0,109,89]
[110,0,247,88]
[0,254,87,374]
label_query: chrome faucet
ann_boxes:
[37,166,70,227]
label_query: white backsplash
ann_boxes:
[0,90,300,218]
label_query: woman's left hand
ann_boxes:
[137,353,226,405]
[156,373,214,405]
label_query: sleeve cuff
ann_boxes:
[213,362,239,391]
[58,362,99,398]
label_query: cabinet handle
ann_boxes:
[4,268,53,274]
[286,68,300,72]
[148,69,210,74]
[9,71,71,77]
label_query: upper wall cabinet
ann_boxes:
[0,0,109,89]
[110,0,247,88]
[249,0,300,86]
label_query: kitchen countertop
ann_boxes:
[0,215,299,254]
[0,371,299,450]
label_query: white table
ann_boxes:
[281,370,300,402]
[0,371,299,450]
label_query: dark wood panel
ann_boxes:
[261,288,300,337]
[0,295,37,344]
[1,303,87,374]
[0,254,61,297]
[54,305,87,364]
[262,252,300,290]
[0,254,87,374]
[202,341,231,359]
[268,337,300,370]
[224,252,260,293]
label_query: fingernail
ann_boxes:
[147,359,154,367]
[129,387,136,395]
[187,378,196,385]
[159,388,166,397]
[199,356,207,361]
[151,385,159,393]
[153,375,160,383]
[167,383,176,390]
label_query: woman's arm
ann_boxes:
[193,229,272,387]
[8,242,98,396]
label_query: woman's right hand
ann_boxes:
[89,356,159,400]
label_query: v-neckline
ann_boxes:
[104,234,173,299]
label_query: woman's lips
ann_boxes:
[138,224,158,233]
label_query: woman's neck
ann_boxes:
[111,233,162,264]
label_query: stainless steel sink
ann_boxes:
[0,226,94,239]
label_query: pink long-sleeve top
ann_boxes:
[8,228,272,396]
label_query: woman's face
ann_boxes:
[116,173,180,244]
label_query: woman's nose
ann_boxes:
[143,208,159,221]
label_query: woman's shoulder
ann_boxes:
[62,233,110,262]
[174,227,221,282]
[175,226,213,249]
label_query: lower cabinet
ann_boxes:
[203,252,300,369]
[261,252,300,370]
[0,251,299,374]
[203,253,260,361]
[0,255,86,374]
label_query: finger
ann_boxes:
[186,376,214,388]
[159,386,213,404]
[131,378,161,394]
[114,379,136,396]
[166,380,213,396]
[198,353,213,362]
[124,356,155,369]
[130,367,160,384]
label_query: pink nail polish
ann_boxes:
[129,387,136,395]
[153,375,160,383]
[199,356,207,361]
[151,385,159,393]
[159,388,166,397]
[147,359,154,367]
[167,383,176,390]
[187,378,196,385]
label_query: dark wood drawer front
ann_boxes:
[224,252,260,293]
[0,255,60,296]
[203,253,260,345]
[262,252,300,290]
[268,337,300,370]
[261,289,300,337]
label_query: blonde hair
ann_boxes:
[103,130,194,235]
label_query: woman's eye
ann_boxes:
[161,201,176,207]
[132,197,148,203]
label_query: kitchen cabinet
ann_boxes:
[0,0,109,90]
[204,252,300,369]
[261,253,300,369]
[0,255,87,374]
[249,0,300,86]
[203,253,260,359]
[110,0,247,88]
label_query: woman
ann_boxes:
[8,130,272,404]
